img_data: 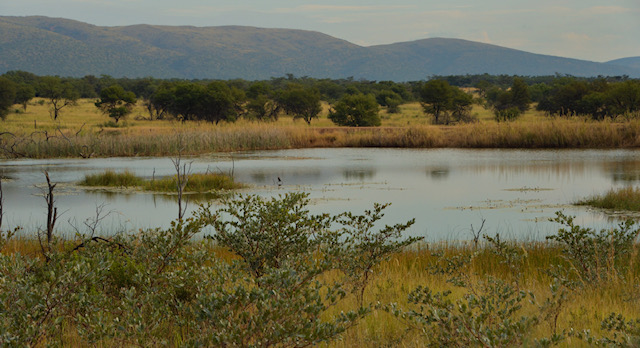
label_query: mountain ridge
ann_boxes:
[1,16,639,81]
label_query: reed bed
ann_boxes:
[4,120,640,159]
[577,186,640,211]
[79,170,242,192]
[3,99,640,159]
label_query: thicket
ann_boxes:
[1,169,640,345]
[1,71,639,128]
[0,175,423,346]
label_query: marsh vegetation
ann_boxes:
[1,73,640,346]
[1,190,639,347]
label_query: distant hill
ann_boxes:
[1,16,639,81]
[607,57,640,71]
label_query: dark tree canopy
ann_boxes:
[276,86,322,125]
[14,83,35,111]
[95,84,137,123]
[487,77,531,122]
[145,82,175,120]
[0,77,17,120]
[328,93,381,127]
[38,76,79,120]
[199,81,241,124]
[420,80,454,124]
[419,80,473,124]
[537,78,640,119]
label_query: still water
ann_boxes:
[1,148,639,240]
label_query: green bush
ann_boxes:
[0,192,419,346]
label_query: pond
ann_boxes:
[1,148,639,241]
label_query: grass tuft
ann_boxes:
[79,170,242,193]
[79,170,143,187]
[142,173,243,192]
[576,186,640,211]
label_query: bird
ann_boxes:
[277,177,282,187]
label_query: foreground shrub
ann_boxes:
[0,192,419,346]
[547,211,640,287]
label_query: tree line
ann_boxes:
[1,71,639,125]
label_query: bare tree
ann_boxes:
[0,176,3,230]
[37,171,58,260]
[470,218,486,249]
[172,153,192,220]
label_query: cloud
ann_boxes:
[580,6,633,15]
[271,4,414,14]
[562,32,592,42]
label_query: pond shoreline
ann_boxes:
[3,120,640,159]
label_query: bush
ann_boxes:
[547,211,640,286]
[329,93,381,127]
[0,192,420,346]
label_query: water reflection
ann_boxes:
[428,167,450,180]
[603,160,640,183]
[343,169,375,181]
[2,148,640,240]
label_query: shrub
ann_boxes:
[547,211,640,286]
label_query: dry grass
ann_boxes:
[2,99,640,159]
[4,237,637,347]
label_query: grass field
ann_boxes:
[2,98,640,159]
[1,236,639,347]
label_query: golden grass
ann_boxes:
[3,238,637,347]
[2,99,640,159]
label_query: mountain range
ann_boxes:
[1,16,639,81]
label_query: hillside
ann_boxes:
[607,57,640,71]
[1,16,639,80]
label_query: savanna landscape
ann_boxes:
[1,8,640,347]
[1,71,639,347]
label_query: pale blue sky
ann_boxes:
[2,0,639,62]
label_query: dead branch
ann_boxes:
[470,218,486,249]
[44,171,58,245]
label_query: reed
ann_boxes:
[79,170,242,192]
[142,173,242,192]
[3,100,640,159]
[577,186,640,211]
[79,170,143,187]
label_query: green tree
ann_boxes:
[246,82,279,121]
[606,80,640,118]
[0,77,17,120]
[277,86,322,125]
[375,89,403,113]
[169,82,207,122]
[95,84,137,124]
[145,82,175,120]
[420,80,453,124]
[537,78,590,117]
[38,76,79,120]
[329,93,381,127]
[14,84,35,112]
[199,81,240,124]
[489,78,531,122]
[420,80,473,124]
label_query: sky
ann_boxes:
[2,0,640,62]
